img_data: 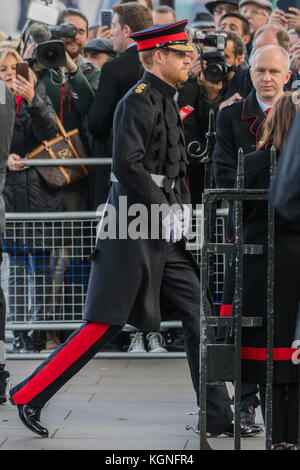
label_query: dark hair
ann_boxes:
[57,8,89,33]
[113,2,153,32]
[259,92,300,152]
[153,5,178,20]
[217,30,245,57]
[220,12,250,36]
[254,24,291,51]
[119,0,154,10]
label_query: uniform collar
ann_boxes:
[143,71,177,99]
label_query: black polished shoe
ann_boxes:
[285,445,299,450]
[272,443,285,450]
[17,405,49,438]
[186,423,263,438]
[241,405,256,426]
[223,423,263,438]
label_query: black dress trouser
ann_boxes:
[10,241,233,435]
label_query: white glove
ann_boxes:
[177,204,191,238]
[162,205,191,243]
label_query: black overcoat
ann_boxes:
[214,89,268,319]
[83,71,192,331]
[239,148,300,384]
[213,88,268,190]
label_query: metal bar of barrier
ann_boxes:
[21,158,112,166]
[7,352,186,360]
[265,147,276,450]
[6,321,182,331]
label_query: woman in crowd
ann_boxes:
[240,92,300,449]
[0,47,64,352]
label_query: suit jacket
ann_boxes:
[88,45,144,143]
[87,45,144,209]
[269,112,300,221]
[213,88,268,189]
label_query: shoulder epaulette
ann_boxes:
[134,82,150,94]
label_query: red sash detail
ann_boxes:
[242,347,298,361]
[220,304,232,317]
[179,105,195,121]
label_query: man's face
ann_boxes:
[220,16,250,44]
[212,2,239,29]
[239,3,269,34]
[62,15,88,59]
[84,51,113,69]
[224,39,244,66]
[250,49,291,103]
[159,50,192,86]
[153,12,176,26]
[111,14,128,53]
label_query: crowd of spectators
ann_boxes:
[1,0,300,448]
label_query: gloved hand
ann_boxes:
[162,205,191,243]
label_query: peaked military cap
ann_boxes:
[129,19,194,53]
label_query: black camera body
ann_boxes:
[202,50,231,84]
[190,30,232,84]
[30,23,77,69]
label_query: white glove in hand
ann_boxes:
[177,204,191,238]
[162,205,191,243]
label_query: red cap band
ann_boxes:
[136,31,188,51]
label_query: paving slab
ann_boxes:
[0,357,266,451]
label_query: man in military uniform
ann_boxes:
[8,20,258,439]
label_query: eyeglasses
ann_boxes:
[240,7,268,17]
[213,6,236,15]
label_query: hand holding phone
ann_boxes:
[16,62,29,81]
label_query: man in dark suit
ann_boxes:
[88,2,153,209]
[214,44,291,189]
[213,44,291,426]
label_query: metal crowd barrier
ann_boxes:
[199,149,276,450]
[3,209,227,354]
[2,149,228,357]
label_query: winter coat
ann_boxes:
[3,82,64,252]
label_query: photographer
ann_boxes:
[178,31,246,202]
[26,8,100,212]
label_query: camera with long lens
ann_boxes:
[189,29,233,84]
[28,22,77,69]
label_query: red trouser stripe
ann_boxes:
[12,322,110,405]
[220,304,232,317]
[242,347,298,361]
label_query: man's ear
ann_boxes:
[236,54,245,66]
[153,49,165,65]
[123,24,132,38]
[285,69,292,84]
[243,34,251,45]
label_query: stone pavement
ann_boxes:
[0,357,265,451]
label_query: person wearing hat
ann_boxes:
[84,38,116,70]
[239,0,273,61]
[7,19,255,440]
[239,0,272,35]
[205,0,239,29]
